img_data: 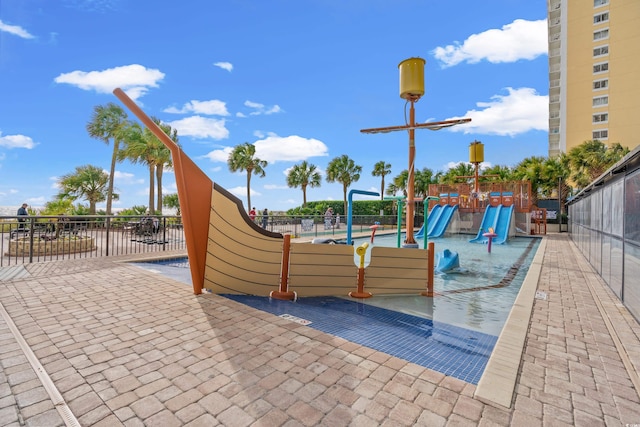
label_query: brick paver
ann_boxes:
[0,234,639,425]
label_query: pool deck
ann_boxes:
[1,233,640,426]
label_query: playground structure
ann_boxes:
[113,88,436,298]
[361,57,471,247]
[424,180,533,243]
[416,139,535,244]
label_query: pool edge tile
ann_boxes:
[474,237,546,409]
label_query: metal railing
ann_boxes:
[0,215,186,267]
[254,214,405,238]
[0,214,407,267]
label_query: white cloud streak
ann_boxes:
[0,133,37,149]
[433,19,547,68]
[166,116,229,140]
[164,100,230,116]
[203,134,328,164]
[446,87,548,137]
[54,64,165,100]
[0,19,35,39]
[214,62,233,72]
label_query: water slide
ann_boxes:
[493,205,515,244]
[416,205,458,238]
[469,204,515,244]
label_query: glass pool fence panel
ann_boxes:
[0,215,186,267]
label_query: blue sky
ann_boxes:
[0,0,548,212]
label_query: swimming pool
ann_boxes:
[131,234,540,384]
[355,234,540,336]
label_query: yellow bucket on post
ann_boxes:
[398,57,426,100]
[469,140,484,163]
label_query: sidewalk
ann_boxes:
[1,234,639,426]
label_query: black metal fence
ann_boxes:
[255,214,404,238]
[0,215,186,267]
[0,214,404,267]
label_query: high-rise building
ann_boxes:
[547,0,640,157]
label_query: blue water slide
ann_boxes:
[469,205,502,243]
[428,205,458,238]
[415,204,442,238]
[493,204,515,244]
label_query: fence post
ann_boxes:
[28,217,35,264]
[105,216,111,256]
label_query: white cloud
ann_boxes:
[203,146,232,162]
[0,133,36,149]
[166,116,229,140]
[203,134,328,164]
[54,64,165,100]
[432,19,547,68]
[228,186,261,198]
[244,100,283,116]
[0,19,35,39]
[446,87,548,137]
[263,184,289,190]
[214,62,233,72]
[164,100,230,116]
[254,134,328,163]
[114,170,144,185]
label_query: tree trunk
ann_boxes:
[302,184,307,207]
[106,140,119,215]
[148,165,155,213]
[342,184,348,216]
[156,164,163,215]
[246,172,252,211]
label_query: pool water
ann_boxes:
[354,234,540,336]
[131,234,541,384]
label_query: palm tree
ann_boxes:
[440,163,475,184]
[149,119,177,214]
[414,167,436,199]
[388,170,409,197]
[86,103,129,215]
[286,161,322,207]
[326,155,362,214]
[163,193,181,216]
[227,142,268,210]
[512,156,546,207]
[481,165,514,182]
[41,199,74,216]
[542,154,572,219]
[372,161,392,201]
[118,122,159,213]
[57,165,114,214]
[567,140,629,188]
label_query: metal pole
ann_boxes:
[347,189,379,245]
[558,177,563,232]
[405,100,417,247]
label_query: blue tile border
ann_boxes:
[221,294,497,384]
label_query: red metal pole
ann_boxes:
[405,100,417,246]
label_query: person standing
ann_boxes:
[261,208,269,229]
[324,207,333,230]
[17,203,29,229]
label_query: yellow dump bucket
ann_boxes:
[398,57,426,100]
